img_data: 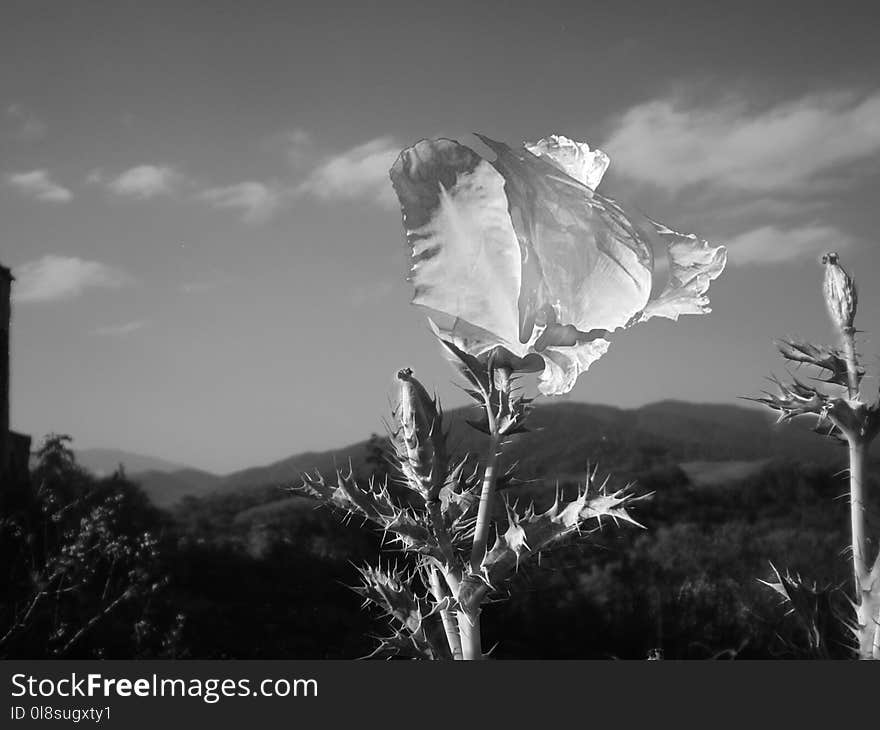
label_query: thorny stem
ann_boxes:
[460,431,499,661]
[847,433,880,659]
[469,431,501,575]
[424,497,464,657]
[460,367,511,660]
[848,439,868,588]
[841,327,861,401]
[469,365,511,574]
[428,567,462,660]
[425,499,460,591]
[457,608,482,661]
[845,435,880,659]
[838,326,879,658]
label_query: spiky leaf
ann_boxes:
[775,338,862,388]
[458,471,644,610]
[759,562,846,658]
[297,469,436,554]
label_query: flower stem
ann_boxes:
[470,432,500,574]
[425,497,461,590]
[428,567,462,660]
[459,369,510,661]
[848,438,868,584]
[841,327,861,400]
[456,432,500,662]
[846,437,880,658]
[457,608,482,660]
[838,324,879,658]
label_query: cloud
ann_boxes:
[723,224,854,266]
[105,165,181,199]
[6,103,48,141]
[704,197,825,226]
[295,136,399,207]
[185,133,398,222]
[90,320,149,336]
[6,169,72,202]
[13,255,132,304]
[198,181,283,223]
[284,128,314,167]
[180,272,238,294]
[603,90,880,193]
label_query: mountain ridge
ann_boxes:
[73,448,200,478]
[89,400,850,507]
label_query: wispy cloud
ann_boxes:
[295,136,399,208]
[723,224,854,266]
[179,133,401,223]
[6,103,48,141]
[90,319,149,337]
[599,89,880,266]
[198,181,283,223]
[603,90,880,193]
[13,255,132,304]
[284,128,314,167]
[6,169,72,202]
[104,164,182,199]
[180,271,238,294]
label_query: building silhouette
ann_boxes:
[1,263,31,488]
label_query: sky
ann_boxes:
[2,0,880,473]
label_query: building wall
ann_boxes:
[1,264,28,488]
[8,431,31,480]
[0,265,11,472]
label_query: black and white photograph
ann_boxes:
[2,0,880,685]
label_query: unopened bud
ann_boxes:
[822,252,857,332]
[395,368,447,500]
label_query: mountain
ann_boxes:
[129,468,225,508]
[74,448,193,477]
[220,444,372,492]
[113,400,850,508]
[61,449,222,508]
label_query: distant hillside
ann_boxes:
[54,449,223,508]
[116,400,850,508]
[131,468,225,508]
[221,444,372,492]
[75,448,193,478]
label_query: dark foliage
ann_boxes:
[4,430,876,659]
[1,435,176,658]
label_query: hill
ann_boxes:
[74,448,194,477]
[122,400,849,508]
[55,401,873,660]
[132,468,225,508]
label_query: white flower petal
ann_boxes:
[478,134,653,338]
[639,223,727,322]
[537,338,611,396]
[390,139,523,351]
[428,316,509,359]
[428,318,543,372]
[391,134,727,399]
[524,134,610,190]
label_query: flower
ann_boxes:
[394,368,447,501]
[389,133,727,395]
[821,252,856,333]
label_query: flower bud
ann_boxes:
[395,368,447,500]
[822,252,857,332]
